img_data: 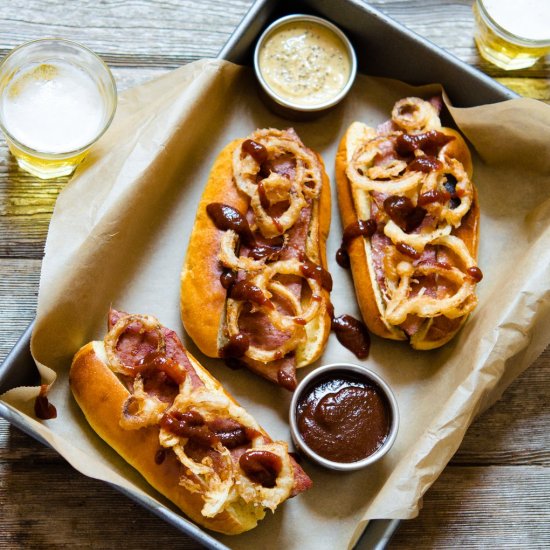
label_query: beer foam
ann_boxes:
[1,61,106,153]
[484,0,550,41]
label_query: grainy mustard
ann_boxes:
[258,20,351,107]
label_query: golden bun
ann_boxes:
[335,131,404,342]
[181,128,332,389]
[180,140,244,358]
[335,98,481,350]
[70,342,255,534]
[70,311,311,534]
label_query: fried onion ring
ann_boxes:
[225,299,306,363]
[249,128,323,198]
[251,259,324,331]
[420,158,472,227]
[367,158,408,180]
[232,128,322,238]
[391,97,441,133]
[223,258,327,363]
[384,220,452,253]
[158,380,260,518]
[237,442,294,511]
[233,129,321,199]
[218,230,266,272]
[431,234,477,268]
[347,138,424,196]
[119,375,169,430]
[250,176,307,238]
[384,262,477,325]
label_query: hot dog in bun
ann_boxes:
[70,309,312,535]
[181,128,332,390]
[335,97,481,349]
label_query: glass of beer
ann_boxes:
[473,0,550,70]
[0,38,117,179]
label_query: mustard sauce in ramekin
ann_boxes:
[254,15,357,115]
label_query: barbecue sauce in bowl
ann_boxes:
[290,364,399,471]
[297,373,390,463]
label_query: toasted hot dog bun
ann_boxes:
[181,128,332,389]
[70,310,311,535]
[180,140,244,358]
[335,97,480,350]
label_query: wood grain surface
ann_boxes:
[0,1,548,548]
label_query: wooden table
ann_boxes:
[1,1,548,548]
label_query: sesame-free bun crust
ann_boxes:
[70,341,263,535]
[180,136,332,368]
[335,130,406,341]
[296,150,332,366]
[335,122,479,349]
[180,140,245,358]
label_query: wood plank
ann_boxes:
[0,1,547,76]
[0,259,40,359]
[453,348,550,466]
[2,2,549,259]
[0,167,63,259]
[390,465,550,548]
[0,446,203,549]
[0,0,253,65]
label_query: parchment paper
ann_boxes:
[2,59,550,550]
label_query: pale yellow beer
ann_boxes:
[0,39,116,179]
[473,0,550,70]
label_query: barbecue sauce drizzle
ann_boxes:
[336,219,377,268]
[329,127,480,352]
[112,315,278,489]
[206,138,330,375]
[331,314,371,359]
[34,384,57,420]
[160,408,277,486]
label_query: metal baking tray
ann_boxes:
[0,0,517,548]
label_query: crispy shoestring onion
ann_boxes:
[347,137,424,196]
[252,259,324,330]
[221,128,326,363]
[224,258,325,363]
[103,314,181,430]
[250,176,307,238]
[105,313,297,518]
[384,220,452,254]
[237,442,294,511]
[233,128,321,238]
[226,298,306,363]
[219,230,266,272]
[432,234,477,268]
[346,97,480,334]
[384,261,477,325]
[119,375,169,429]
[367,158,408,180]
[392,96,441,133]
[158,378,293,517]
[421,158,472,227]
